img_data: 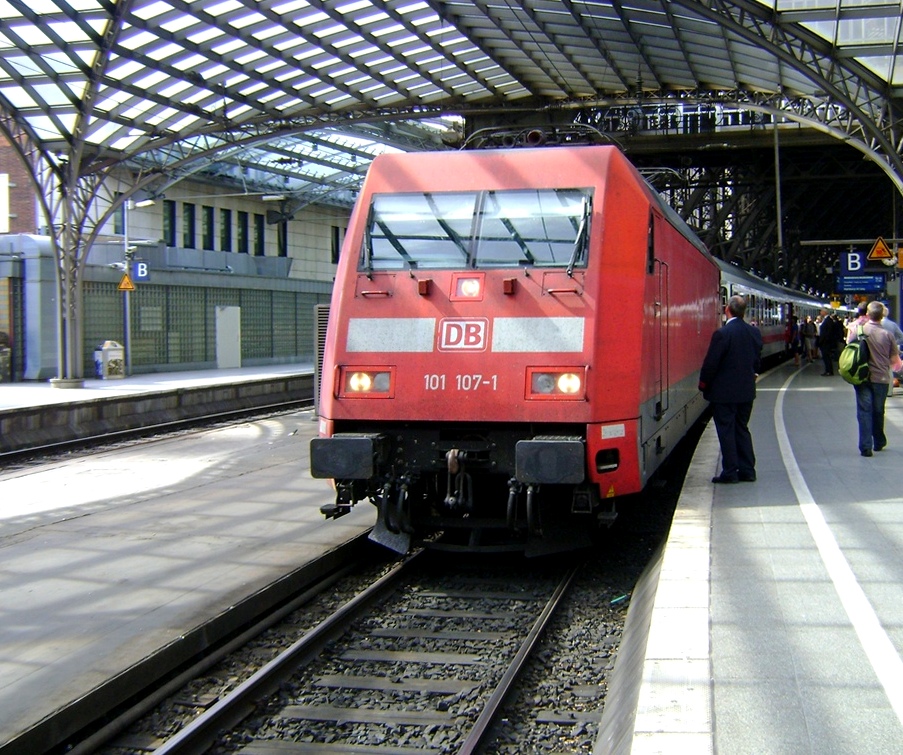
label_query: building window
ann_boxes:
[163,200,177,246]
[182,203,196,248]
[114,194,125,236]
[277,219,288,257]
[331,225,343,264]
[220,208,232,252]
[237,211,249,254]
[253,213,265,256]
[202,205,215,250]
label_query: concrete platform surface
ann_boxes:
[0,363,313,410]
[0,407,374,750]
[599,359,903,755]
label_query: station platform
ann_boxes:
[0,395,375,754]
[0,363,314,410]
[0,363,314,453]
[598,358,903,754]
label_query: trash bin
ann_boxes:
[94,340,125,379]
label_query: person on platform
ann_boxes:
[801,315,818,361]
[847,301,902,457]
[846,302,869,339]
[787,314,802,367]
[880,305,903,348]
[817,311,842,375]
[699,295,764,483]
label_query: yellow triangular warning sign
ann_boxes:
[867,236,894,260]
[118,273,136,291]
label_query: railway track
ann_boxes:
[0,393,313,469]
[0,372,314,460]
[150,554,580,754]
[95,413,693,755]
[1,377,694,754]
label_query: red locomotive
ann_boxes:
[311,139,723,554]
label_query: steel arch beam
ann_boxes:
[673,0,903,189]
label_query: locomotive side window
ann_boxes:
[361,188,593,271]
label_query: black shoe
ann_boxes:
[875,445,885,452]
[712,475,739,484]
[821,372,833,376]
[861,449,873,457]
[738,474,757,482]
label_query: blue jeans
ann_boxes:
[854,381,889,452]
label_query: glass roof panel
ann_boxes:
[206,0,243,14]
[293,10,330,27]
[227,11,268,30]
[838,16,895,45]
[120,30,160,50]
[0,84,38,108]
[187,26,226,45]
[8,22,53,46]
[0,0,898,212]
[30,113,77,138]
[857,54,893,81]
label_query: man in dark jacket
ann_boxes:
[699,295,764,484]
[817,311,842,375]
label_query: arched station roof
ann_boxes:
[1,0,902,286]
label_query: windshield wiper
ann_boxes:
[363,212,374,276]
[566,199,591,277]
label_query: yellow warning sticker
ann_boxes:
[118,273,136,291]
[867,236,894,261]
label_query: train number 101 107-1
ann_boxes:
[424,374,498,391]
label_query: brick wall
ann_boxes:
[0,135,38,234]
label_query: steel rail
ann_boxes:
[459,563,581,754]
[152,549,422,755]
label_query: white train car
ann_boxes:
[716,259,839,360]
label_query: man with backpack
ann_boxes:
[846,301,902,457]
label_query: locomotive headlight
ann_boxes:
[532,373,557,394]
[458,277,481,298]
[450,272,485,301]
[348,372,372,392]
[340,367,394,397]
[557,373,582,394]
[527,367,587,400]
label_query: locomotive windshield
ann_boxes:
[361,188,592,271]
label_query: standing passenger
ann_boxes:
[847,301,902,456]
[788,315,802,366]
[846,302,869,339]
[801,315,818,361]
[699,295,764,483]
[880,305,903,348]
[817,311,841,375]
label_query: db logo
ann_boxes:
[438,318,488,351]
